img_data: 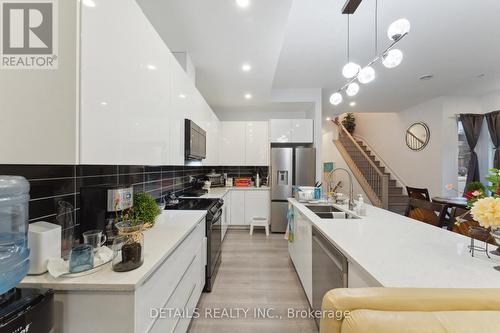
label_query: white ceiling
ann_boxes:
[138,0,500,116]
[137,0,293,111]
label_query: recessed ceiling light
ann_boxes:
[242,63,252,72]
[147,64,157,70]
[419,74,434,81]
[326,117,331,121]
[236,0,250,8]
[82,0,96,8]
[350,102,356,107]
[244,93,252,99]
[178,94,186,99]
[100,102,108,106]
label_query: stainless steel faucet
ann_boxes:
[327,168,355,211]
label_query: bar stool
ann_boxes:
[249,217,269,236]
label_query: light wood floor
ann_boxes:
[189,229,318,333]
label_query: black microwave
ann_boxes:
[185,119,206,160]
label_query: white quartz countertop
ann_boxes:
[289,198,500,288]
[19,210,207,292]
[182,186,270,199]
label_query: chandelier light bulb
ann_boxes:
[358,66,376,84]
[346,82,360,97]
[330,92,343,106]
[342,62,361,79]
[387,18,411,41]
[382,49,404,68]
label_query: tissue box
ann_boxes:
[28,222,62,275]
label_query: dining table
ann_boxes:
[432,196,468,209]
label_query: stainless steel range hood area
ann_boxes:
[185,119,206,160]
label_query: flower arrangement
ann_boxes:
[462,169,500,230]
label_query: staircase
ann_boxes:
[334,122,408,215]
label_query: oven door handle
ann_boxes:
[211,210,223,223]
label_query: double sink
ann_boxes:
[305,205,360,220]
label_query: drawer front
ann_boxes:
[136,220,205,333]
[150,243,204,333]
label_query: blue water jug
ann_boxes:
[0,176,30,295]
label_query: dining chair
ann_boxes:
[449,207,495,244]
[406,186,431,201]
[405,198,447,227]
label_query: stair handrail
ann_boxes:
[352,132,408,192]
[336,121,385,177]
[335,120,389,209]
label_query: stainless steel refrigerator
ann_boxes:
[270,147,316,232]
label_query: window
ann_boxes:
[457,120,470,193]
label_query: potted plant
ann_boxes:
[132,192,161,229]
[342,113,356,134]
[111,193,159,272]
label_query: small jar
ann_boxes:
[112,222,144,272]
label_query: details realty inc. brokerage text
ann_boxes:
[150,307,350,321]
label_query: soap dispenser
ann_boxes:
[357,194,366,216]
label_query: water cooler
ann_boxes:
[0,176,54,333]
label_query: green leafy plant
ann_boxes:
[342,113,356,134]
[129,192,161,228]
[464,181,487,208]
[485,168,500,198]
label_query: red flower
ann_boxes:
[464,191,475,200]
[497,186,500,196]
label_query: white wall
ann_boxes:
[355,98,445,197]
[322,124,371,204]
[0,0,78,164]
[353,93,496,197]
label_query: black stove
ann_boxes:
[164,198,223,292]
[165,198,215,211]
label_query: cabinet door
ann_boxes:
[204,115,220,166]
[245,122,269,166]
[229,191,245,225]
[220,122,245,166]
[291,119,313,143]
[295,213,312,304]
[81,0,173,165]
[244,191,270,225]
[269,119,292,143]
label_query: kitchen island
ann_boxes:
[288,198,500,307]
[20,210,207,333]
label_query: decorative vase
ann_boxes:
[490,230,500,256]
[112,222,144,272]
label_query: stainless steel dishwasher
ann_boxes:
[312,226,348,327]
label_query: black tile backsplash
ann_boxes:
[0,164,268,226]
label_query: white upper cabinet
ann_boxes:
[291,119,314,143]
[269,119,314,143]
[220,122,246,166]
[81,0,173,165]
[203,113,220,166]
[220,121,269,166]
[245,122,269,166]
[80,0,220,166]
[269,119,293,143]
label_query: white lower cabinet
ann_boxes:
[228,190,270,226]
[137,220,206,333]
[229,191,245,225]
[244,190,270,225]
[221,192,230,240]
[289,208,312,305]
